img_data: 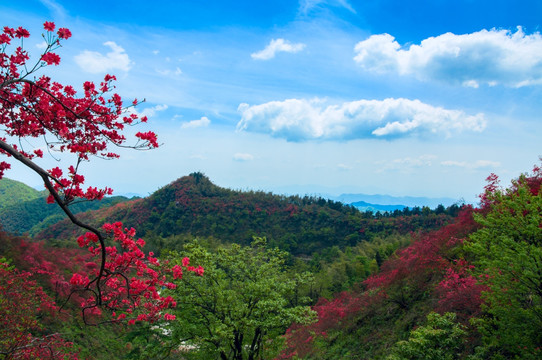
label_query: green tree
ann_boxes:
[465,171,542,359]
[387,312,467,360]
[157,238,315,360]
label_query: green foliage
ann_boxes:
[465,174,542,359]
[151,238,316,360]
[387,312,467,360]
[36,173,456,259]
[0,178,44,210]
[0,192,132,236]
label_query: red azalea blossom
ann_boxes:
[0,23,184,329]
[57,27,72,39]
[43,21,55,32]
[41,52,61,65]
[0,33,10,45]
[15,26,30,38]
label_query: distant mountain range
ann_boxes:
[248,184,467,211]
[332,193,464,210]
[348,201,406,212]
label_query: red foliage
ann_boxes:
[72,221,201,324]
[279,291,366,359]
[0,23,197,326]
[479,162,542,212]
[0,260,78,359]
[0,23,158,202]
[364,206,479,294]
[280,206,482,357]
[435,259,489,320]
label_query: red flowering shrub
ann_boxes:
[0,260,78,359]
[0,22,200,325]
[435,259,489,320]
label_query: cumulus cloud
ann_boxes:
[233,153,254,162]
[441,160,500,169]
[251,39,306,60]
[354,28,542,87]
[75,41,132,74]
[237,98,486,141]
[181,116,211,129]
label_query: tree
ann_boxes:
[0,23,198,323]
[464,165,542,359]
[386,312,467,360]
[153,238,315,360]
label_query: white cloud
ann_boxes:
[141,104,168,118]
[75,41,132,74]
[237,98,486,141]
[337,163,353,171]
[251,39,306,60]
[354,28,542,87]
[36,41,48,50]
[376,155,437,172]
[181,116,211,129]
[126,104,167,120]
[155,66,183,76]
[233,153,254,162]
[441,160,501,169]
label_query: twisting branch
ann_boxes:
[1,22,197,333]
[0,139,107,309]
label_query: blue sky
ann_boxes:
[1,0,542,202]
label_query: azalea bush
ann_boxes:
[0,22,199,325]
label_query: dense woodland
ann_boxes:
[2,164,542,359]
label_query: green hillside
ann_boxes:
[0,178,135,236]
[36,172,459,256]
[0,178,44,210]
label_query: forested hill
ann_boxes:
[0,178,134,236]
[0,178,45,210]
[37,172,461,256]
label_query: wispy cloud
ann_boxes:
[233,153,254,162]
[156,67,183,76]
[441,160,501,169]
[354,28,542,87]
[251,39,306,60]
[140,104,168,118]
[125,104,168,120]
[75,41,132,74]
[376,155,437,173]
[181,116,211,129]
[298,0,356,14]
[237,98,486,141]
[38,0,67,18]
[337,163,353,171]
